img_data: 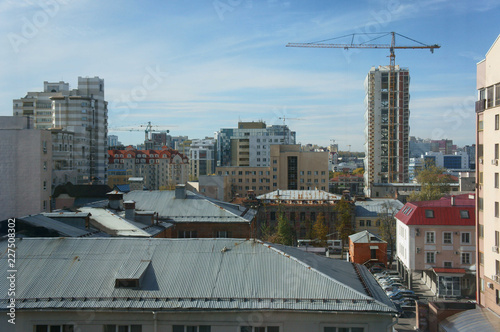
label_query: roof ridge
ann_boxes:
[260,241,391,306]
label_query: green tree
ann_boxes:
[276,212,295,246]
[334,198,354,246]
[377,201,398,268]
[312,213,328,247]
[409,162,454,201]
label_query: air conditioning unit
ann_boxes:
[455,251,459,255]
[492,159,499,166]
[479,158,483,164]
[416,247,421,253]
[454,232,459,235]
[488,282,494,289]
[493,246,499,253]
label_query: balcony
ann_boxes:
[476,99,486,113]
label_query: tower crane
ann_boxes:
[287,32,440,183]
[109,121,177,141]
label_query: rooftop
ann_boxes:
[0,238,396,314]
[349,230,387,244]
[257,190,342,202]
[355,199,404,218]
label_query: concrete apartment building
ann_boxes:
[476,35,500,314]
[214,145,329,201]
[0,117,52,220]
[216,121,296,167]
[395,194,476,298]
[13,77,109,186]
[189,138,216,179]
[108,146,189,190]
[364,66,410,197]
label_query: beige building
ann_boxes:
[215,145,329,201]
[476,34,500,314]
[108,146,189,190]
[0,116,52,220]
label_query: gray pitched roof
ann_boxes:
[18,215,95,237]
[355,199,404,218]
[0,238,396,314]
[125,190,255,223]
[349,230,386,244]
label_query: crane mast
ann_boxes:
[287,32,440,183]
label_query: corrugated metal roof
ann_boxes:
[395,195,475,226]
[440,308,500,332]
[0,238,396,314]
[349,231,386,244]
[19,215,92,237]
[257,190,342,202]
[125,191,254,223]
[355,199,404,217]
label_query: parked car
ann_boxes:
[388,290,417,301]
[379,278,403,286]
[393,298,417,309]
[382,283,404,292]
[369,266,384,273]
[387,289,415,297]
[375,271,399,280]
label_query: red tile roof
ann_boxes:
[395,194,475,226]
[433,268,466,274]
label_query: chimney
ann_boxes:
[107,190,124,210]
[175,184,187,199]
[124,200,136,221]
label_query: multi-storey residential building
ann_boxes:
[108,146,189,190]
[107,134,121,149]
[329,174,364,196]
[476,35,500,314]
[423,151,470,171]
[395,194,476,298]
[214,145,328,201]
[364,66,410,197]
[215,121,296,167]
[13,77,108,186]
[189,138,216,179]
[0,116,52,220]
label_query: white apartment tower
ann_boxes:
[476,35,500,315]
[14,77,108,186]
[364,66,410,197]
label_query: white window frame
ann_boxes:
[425,231,435,244]
[461,232,471,244]
[461,252,471,265]
[443,232,453,244]
[426,251,436,264]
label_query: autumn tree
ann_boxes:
[377,201,398,268]
[312,212,328,247]
[334,198,354,246]
[353,167,364,176]
[409,162,454,201]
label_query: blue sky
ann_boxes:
[1,0,499,151]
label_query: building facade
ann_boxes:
[476,35,500,314]
[13,77,109,186]
[214,145,329,201]
[0,116,52,220]
[108,146,189,190]
[215,121,296,167]
[189,138,216,179]
[349,230,388,268]
[395,194,476,298]
[364,66,410,197]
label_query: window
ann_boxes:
[443,232,452,244]
[496,173,499,188]
[461,252,471,264]
[426,231,435,244]
[240,327,279,332]
[461,232,471,244]
[366,220,371,227]
[444,261,452,268]
[496,114,500,130]
[216,231,228,238]
[173,326,211,332]
[324,327,364,332]
[496,143,500,160]
[425,209,434,218]
[480,252,484,265]
[35,325,74,332]
[426,252,435,264]
[270,212,276,221]
[178,230,197,238]
[359,220,365,227]
[103,326,141,332]
[496,202,499,218]
[460,210,470,219]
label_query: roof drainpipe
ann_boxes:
[152,311,157,332]
[387,315,398,332]
[451,195,455,206]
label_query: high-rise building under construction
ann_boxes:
[364,65,410,197]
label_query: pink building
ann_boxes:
[395,194,476,298]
